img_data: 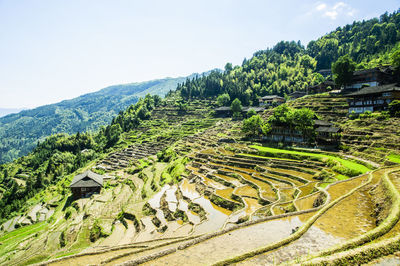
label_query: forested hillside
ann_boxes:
[176,10,400,103]
[0,75,199,164]
[0,94,162,222]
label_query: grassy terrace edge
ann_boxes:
[250,145,371,174]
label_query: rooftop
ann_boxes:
[70,170,103,188]
[316,126,341,133]
[314,120,333,127]
[345,83,400,97]
[260,95,284,100]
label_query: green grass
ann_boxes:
[250,145,370,174]
[335,174,348,181]
[238,153,298,162]
[387,153,400,164]
[0,221,48,259]
[0,221,47,242]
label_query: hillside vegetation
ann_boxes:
[0,75,199,164]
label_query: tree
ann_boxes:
[231,98,242,113]
[242,115,269,137]
[216,93,230,106]
[332,55,356,87]
[224,63,233,73]
[246,108,257,118]
[291,108,316,140]
[389,100,400,117]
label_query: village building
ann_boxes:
[70,170,103,199]
[346,83,400,114]
[342,66,394,93]
[288,91,307,100]
[314,120,341,144]
[307,80,336,94]
[214,106,264,117]
[259,95,285,107]
[263,119,341,145]
[318,69,332,78]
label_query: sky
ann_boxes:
[0,0,399,108]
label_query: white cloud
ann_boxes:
[316,3,327,11]
[313,1,357,20]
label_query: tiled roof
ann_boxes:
[70,170,103,188]
[345,84,400,97]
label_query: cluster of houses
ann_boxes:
[213,65,400,147]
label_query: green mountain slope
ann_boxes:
[0,108,27,118]
[0,75,201,164]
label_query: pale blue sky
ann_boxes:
[0,0,399,108]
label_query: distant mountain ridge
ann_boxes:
[0,72,210,163]
[0,108,27,118]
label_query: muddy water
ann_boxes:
[263,166,315,182]
[234,185,259,199]
[193,196,231,235]
[201,174,227,190]
[295,193,320,211]
[298,182,317,197]
[217,147,235,156]
[148,185,170,209]
[373,171,400,241]
[214,173,243,187]
[228,197,262,223]
[180,179,200,200]
[272,202,296,215]
[300,188,376,239]
[253,173,292,189]
[279,188,297,202]
[327,174,369,200]
[100,222,127,246]
[238,225,344,265]
[143,215,306,266]
[215,188,240,203]
[178,200,201,224]
[119,220,136,245]
[260,170,304,187]
[239,177,378,264]
[165,186,178,212]
[135,217,162,242]
[231,169,277,202]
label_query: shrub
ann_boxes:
[59,231,66,247]
[89,220,108,242]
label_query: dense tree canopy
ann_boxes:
[332,55,357,87]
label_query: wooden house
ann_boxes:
[342,66,394,93]
[70,170,103,199]
[214,106,264,117]
[259,95,285,107]
[288,91,307,100]
[346,84,400,114]
[263,119,341,145]
[307,80,336,94]
[314,120,341,144]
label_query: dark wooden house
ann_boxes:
[259,95,285,107]
[314,120,341,144]
[70,170,103,199]
[263,119,341,145]
[288,91,307,100]
[342,66,394,93]
[346,84,400,114]
[214,106,264,117]
[307,80,336,94]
